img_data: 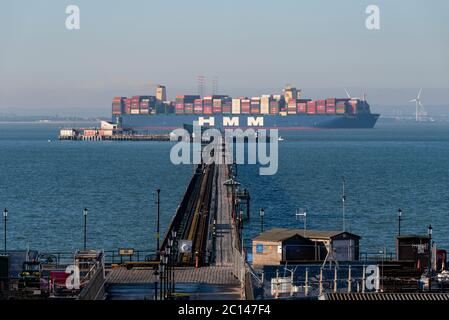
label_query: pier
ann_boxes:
[103,161,250,300]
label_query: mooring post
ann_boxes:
[305,268,309,296]
[275,269,280,299]
[347,266,352,293]
[290,270,294,296]
[362,265,366,293]
[319,268,323,296]
[333,266,338,293]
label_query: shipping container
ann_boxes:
[326,98,336,106]
[175,102,184,114]
[213,99,222,113]
[232,98,241,114]
[317,105,326,114]
[250,97,261,114]
[326,106,336,114]
[194,99,203,114]
[269,100,279,115]
[222,99,232,114]
[260,95,270,114]
[184,103,194,114]
[307,101,317,114]
[336,102,346,114]
[203,106,213,114]
[297,102,307,114]
[241,99,250,114]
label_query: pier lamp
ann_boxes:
[163,254,169,299]
[171,230,177,294]
[259,208,265,234]
[153,265,159,300]
[166,246,172,298]
[3,208,7,252]
[428,225,433,292]
[159,257,164,300]
[83,208,88,251]
[156,189,161,260]
[239,210,244,251]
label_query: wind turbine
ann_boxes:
[409,89,427,121]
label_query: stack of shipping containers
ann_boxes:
[213,98,222,114]
[250,97,261,114]
[175,96,185,114]
[232,98,241,114]
[326,98,336,114]
[175,95,199,114]
[270,98,280,115]
[139,98,149,114]
[336,99,347,114]
[131,96,140,114]
[307,101,317,114]
[276,95,287,113]
[316,99,326,114]
[260,95,270,114]
[138,96,156,115]
[194,99,203,114]
[184,102,194,114]
[241,99,250,114]
[203,96,213,114]
[297,99,309,114]
[222,97,232,114]
[112,97,125,116]
[287,98,297,114]
[124,98,131,114]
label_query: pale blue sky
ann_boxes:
[0,0,448,116]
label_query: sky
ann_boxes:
[0,0,448,116]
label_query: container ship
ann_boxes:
[111,85,379,132]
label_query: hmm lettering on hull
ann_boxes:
[198,116,264,127]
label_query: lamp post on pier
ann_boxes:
[166,246,171,299]
[83,208,88,251]
[163,254,169,299]
[239,210,244,252]
[3,208,7,252]
[171,230,177,295]
[428,225,433,293]
[159,256,164,300]
[156,189,161,260]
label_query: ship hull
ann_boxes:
[116,113,379,131]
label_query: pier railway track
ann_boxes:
[159,163,216,267]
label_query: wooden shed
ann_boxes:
[252,228,361,266]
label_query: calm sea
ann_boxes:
[0,120,448,255]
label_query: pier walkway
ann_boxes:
[104,162,246,299]
[214,164,236,267]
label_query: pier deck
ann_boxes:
[214,164,236,267]
[104,162,245,299]
[106,266,239,285]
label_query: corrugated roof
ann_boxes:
[252,228,360,242]
[321,292,449,301]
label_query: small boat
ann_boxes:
[277,136,284,142]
